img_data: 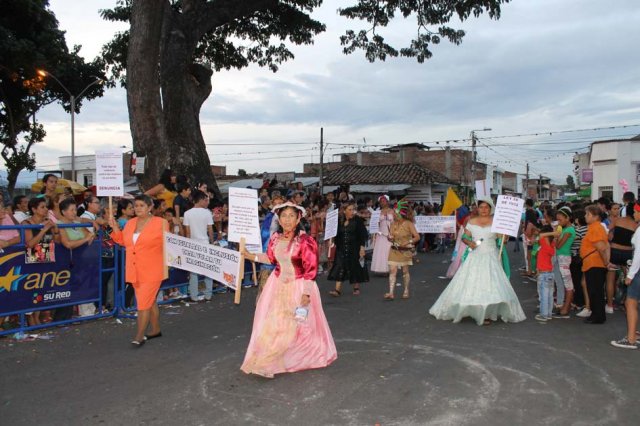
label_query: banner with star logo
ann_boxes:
[0,243,101,315]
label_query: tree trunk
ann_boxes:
[127,0,221,199]
[5,167,18,198]
[160,16,221,200]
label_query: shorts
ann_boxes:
[609,247,633,269]
[628,274,640,300]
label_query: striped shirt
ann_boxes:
[571,225,587,257]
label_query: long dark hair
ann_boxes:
[159,169,176,192]
[116,199,133,218]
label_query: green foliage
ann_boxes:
[0,0,106,194]
[339,0,509,63]
[566,175,575,191]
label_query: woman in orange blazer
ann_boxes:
[110,194,169,347]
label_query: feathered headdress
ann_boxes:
[394,199,410,217]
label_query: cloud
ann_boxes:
[26,0,640,185]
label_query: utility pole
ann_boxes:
[319,127,324,197]
[525,162,530,199]
[539,174,543,201]
[469,128,492,199]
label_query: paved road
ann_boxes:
[1,242,637,425]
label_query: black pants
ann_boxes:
[570,256,584,306]
[585,267,607,322]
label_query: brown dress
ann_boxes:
[388,220,414,266]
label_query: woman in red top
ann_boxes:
[110,195,169,346]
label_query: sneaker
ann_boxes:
[552,312,570,319]
[605,305,614,314]
[610,337,638,350]
[535,314,549,322]
[576,308,592,318]
[197,295,205,301]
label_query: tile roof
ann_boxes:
[324,163,452,185]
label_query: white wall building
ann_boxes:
[590,135,640,202]
[59,155,96,187]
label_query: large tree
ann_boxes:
[101,0,510,197]
[0,0,105,196]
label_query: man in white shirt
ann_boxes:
[12,195,29,223]
[183,190,218,301]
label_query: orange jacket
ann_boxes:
[112,216,168,284]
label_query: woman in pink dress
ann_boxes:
[242,202,337,378]
[370,195,394,273]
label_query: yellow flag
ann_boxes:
[441,187,463,216]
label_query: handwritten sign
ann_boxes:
[491,195,525,237]
[164,233,242,290]
[134,156,146,174]
[324,209,339,240]
[228,187,261,245]
[415,216,456,234]
[369,209,381,234]
[95,150,124,196]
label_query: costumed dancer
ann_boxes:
[370,195,394,274]
[429,197,526,325]
[241,202,337,378]
[384,199,420,300]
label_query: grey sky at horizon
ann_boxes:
[4,0,640,187]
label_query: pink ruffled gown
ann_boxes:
[370,210,394,273]
[241,233,337,378]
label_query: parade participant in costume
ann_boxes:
[370,195,394,274]
[429,197,526,325]
[384,199,420,300]
[109,195,169,346]
[446,205,477,278]
[328,200,370,296]
[241,202,337,378]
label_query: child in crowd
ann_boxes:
[536,225,556,322]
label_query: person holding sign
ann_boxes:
[384,200,420,300]
[241,202,337,378]
[327,201,370,297]
[429,197,526,326]
[371,195,394,274]
[109,195,169,347]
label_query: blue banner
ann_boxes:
[0,242,101,314]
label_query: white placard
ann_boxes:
[475,179,490,198]
[134,156,146,174]
[491,195,525,237]
[369,209,381,234]
[324,209,339,240]
[95,150,124,196]
[415,216,456,234]
[228,187,261,245]
[164,233,242,290]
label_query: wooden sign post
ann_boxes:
[235,237,246,305]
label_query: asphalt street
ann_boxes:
[1,241,637,426]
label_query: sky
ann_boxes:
[5,0,640,187]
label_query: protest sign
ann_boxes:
[369,210,381,234]
[228,187,261,245]
[491,195,525,237]
[475,179,490,198]
[95,150,124,196]
[324,209,339,240]
[164,233,242,291]
[415,216,457,234]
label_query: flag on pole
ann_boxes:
[441,187,463,216]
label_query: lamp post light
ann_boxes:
[470,127,492,197]
[37,70,103,182]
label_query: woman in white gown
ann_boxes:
[429,198,526,325]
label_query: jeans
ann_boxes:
[538,272,555,318]
[189,273,213,301]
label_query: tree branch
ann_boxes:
[189,0,279,40]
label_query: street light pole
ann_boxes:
[469,127,492,199]
[37,70,102,181]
